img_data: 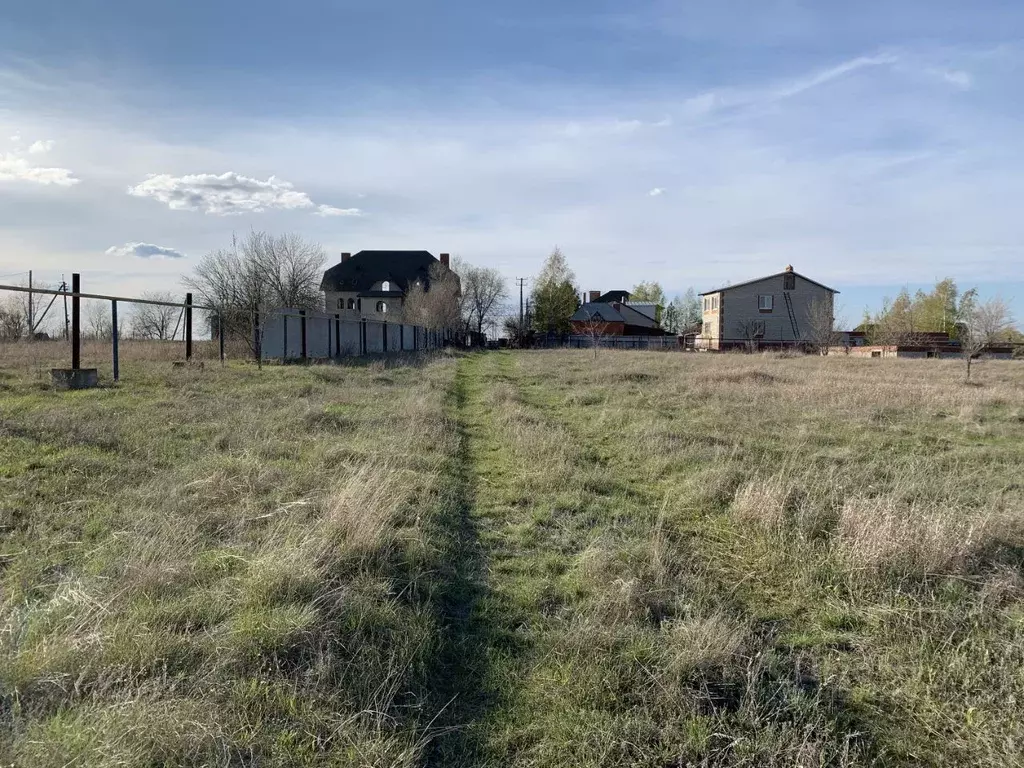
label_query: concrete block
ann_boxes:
[51,368,99,390]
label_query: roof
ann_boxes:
[597,290,631,303]
[320,251,450,294]
[570,302,659,328]
[700,270,839,296]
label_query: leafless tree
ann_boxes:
[183,231,326,356]
[960,296,1014,380]
[461,263,507,339]
[0,296,27,341]
[85,302,112,340]
[737,319,764,353]
[806,298,841,355]
[578,309,611,359]
[403,261,464,332]
[131,293,180,340]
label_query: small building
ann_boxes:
[320,251,457,324]
[698,265,838,350]
[570,290,669,336]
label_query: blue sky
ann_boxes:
[1,0,1022,325]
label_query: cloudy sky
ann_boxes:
[1,0,1022,322]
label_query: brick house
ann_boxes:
[570,290,669,336]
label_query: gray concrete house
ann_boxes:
[698,266,838,350]
[320,250,456,324]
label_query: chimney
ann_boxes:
[589,290,601,303]
[784,264,793,272]
[341,252,351,263]
[439,253,450,268]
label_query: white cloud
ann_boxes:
[127,172,315,215]
[772,53,899,100]
[28,139,54,154]
[9,134,20,142]
[939,69,973,89]
[314,204,363,217]
[0,151,79,186]
[126,171,358,217]
[648,187,666,196]
[105,242,186,260]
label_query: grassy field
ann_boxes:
[1,348,1023,767]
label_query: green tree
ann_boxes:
[663,300,681,333]
[680,287,702,328]
[532,247,580,334]
[630,281,666,306]
[868,280,966,344]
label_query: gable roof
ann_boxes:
[321,250,447,294]
[700,270,839,296]
[570,302,659,328]
[597,290,631,303]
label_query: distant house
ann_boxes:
[320,251,458,324]
[835,331,1015,359]
[570,290,670,337]
[698,266,838,350]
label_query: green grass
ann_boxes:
[2,349,1023,766]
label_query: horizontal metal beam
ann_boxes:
[0,283,216,312]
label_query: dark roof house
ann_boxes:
[320,251,454,298]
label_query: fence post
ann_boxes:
[282,315,288,363]
[218,313,225,363]
[383,321,388,353]
[360,319,367,355]
[71,273,81,369]
[400,324,404,351]
[335,314,341,357]
[111,299,119,382]
[300,309,307,361]
[185,292,193,361]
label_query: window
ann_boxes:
[784,273,796,290]
[712,296,719,310]
[347,298,356,310]
[337,298,344,310]
[382,281,391,291]
[754,321,765,337]
[376,301,388,313]
[758,295,774,311]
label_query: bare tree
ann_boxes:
[806,298,841,355]
[183,231,326,356]
[0,296,27,341]
[403,261,463,332]
[959,295,1014,380]
[578,308,612,359]
[461,263,507,339]
[131,293,180,340]
[737,319,764,353]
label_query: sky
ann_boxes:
[1,0,1022,325]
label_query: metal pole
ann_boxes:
[62,279,70,341]
[27,270,33,340]
[300,310,307,360]
[71,274,81,369]
[218,313,225,363]
[111,300,119,382]
[335,314,341,357]
[184,293,193,361]
[282,315,288,362]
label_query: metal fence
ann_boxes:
[0,273,455,384]
[260,308,451,360]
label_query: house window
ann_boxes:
[376,301,388,313]
[711,296,719,311]
[337,298,344,310]
[754,321,765,337]
[382,281,391,291]
[347,298,356,310]
[758,295,774,311]
[784,273,796,290]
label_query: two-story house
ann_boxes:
[698,266,838,350]
[320,250,457,324]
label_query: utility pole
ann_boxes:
[516,278,526,326]
[62,277,70,341]
[27,270,33,339]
